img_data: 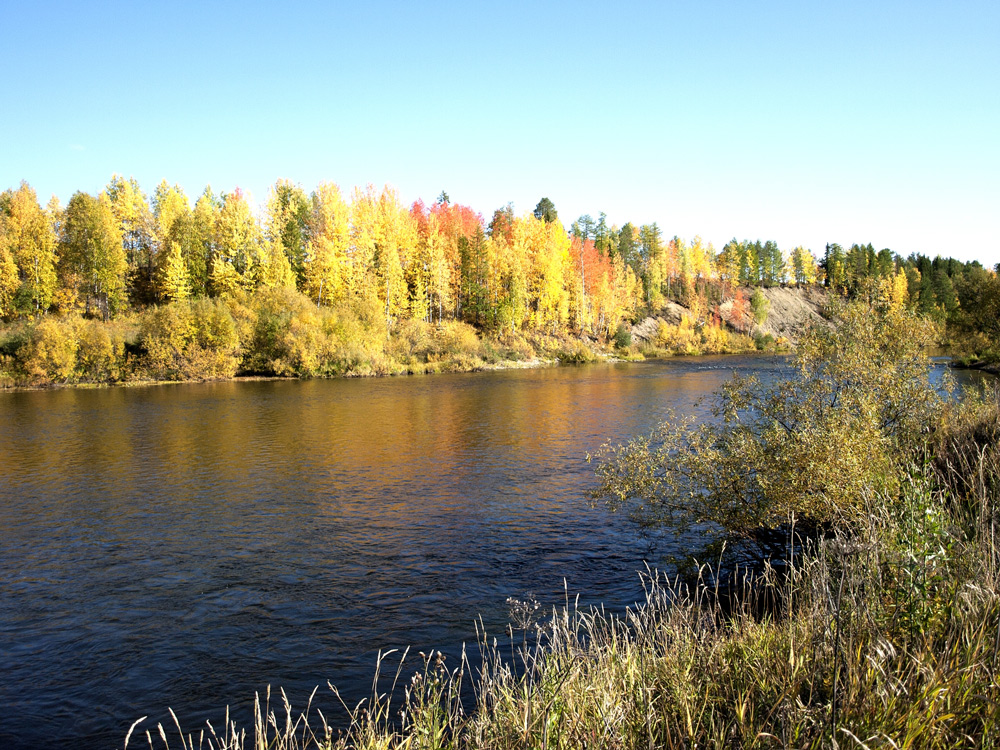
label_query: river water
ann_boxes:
[0,356,986,748]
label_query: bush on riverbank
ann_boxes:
[595,301,943,563]
[0,313,138,385]
[640,316,761,358]
[0,291,552,386]
[140,298,241,380]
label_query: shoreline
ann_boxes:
[950,358,1000,378]
[0,348,788,395]
[0,354,562,394]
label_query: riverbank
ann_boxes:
[951,356,1000,378]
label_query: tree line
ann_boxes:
[1,177,997,345]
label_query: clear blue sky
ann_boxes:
[3,1,998,266]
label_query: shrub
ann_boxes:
[433,320,482,358]
[139,299,240,380]
[613,321,632,349]
[76,318,127,382]
[486,330,536,363]
[321,303,388,376]
[389,319,435,365]
[185,298,240,379]
[243,288,335,376]
[556,339,597,364]
[753,331,776,350]
[18,316,79,385]
[274,308,337,377]
[750,287,770,326]
[656,317,701,355]
[139,303,195,380]
[593,302,943,560]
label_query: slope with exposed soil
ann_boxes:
[631,286,830,346]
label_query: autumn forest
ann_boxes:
[0,177,997,387]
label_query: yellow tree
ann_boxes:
[879,267,909,310]
[790,246,818,286]
[683,236,715,282]
[304,182,350,306]
[0,182,58,313]
[375,186,415,327]
[153,180,189,242]
[677,236,716,316]
[349,185,380,304]
[485,215,527,331]
[614,255,642,327]
[255,238,296,290]
[152,181,199,297]
[158,242,192,302]
[59,192,127,318]
[265,179,311,285]
[0,227,17,317]
[211,188,263,296]
[190,187,219,295]
[524,215,570,330]
[107,175,157,303]
[423,212,452,322]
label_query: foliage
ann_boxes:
[749,286,770,326]
[123,308,1000,750]
[0,228,17,318]
[6,176,1000,392]
[531,197,558,224]
[76,317,128,382]
[59,191,128,318]
[17,316,80,384]
[107,175,158,305]
[645,316,757,358]
[593,301,942,556]
[158,242,192,302]
[0,181,58,314]
[612,321,632,349]
[139,299,240,380]
[555,339,597,364]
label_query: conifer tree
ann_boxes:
[107,175,157,303]
[257,239,296,290]
[159,242,192,302]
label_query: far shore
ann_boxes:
[0,348,797,395]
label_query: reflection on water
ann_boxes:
[0,357,985,748]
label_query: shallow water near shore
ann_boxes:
[0,356,986,748]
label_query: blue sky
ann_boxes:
[3,1,998,265]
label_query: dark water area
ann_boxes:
[0,356,988,748]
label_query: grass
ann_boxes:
[129,390,1000,749]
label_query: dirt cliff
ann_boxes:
[631,286,830,346]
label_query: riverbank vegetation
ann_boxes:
[131,299,1000,748]
[2,178,997,388]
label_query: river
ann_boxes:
[0,356,986,748]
